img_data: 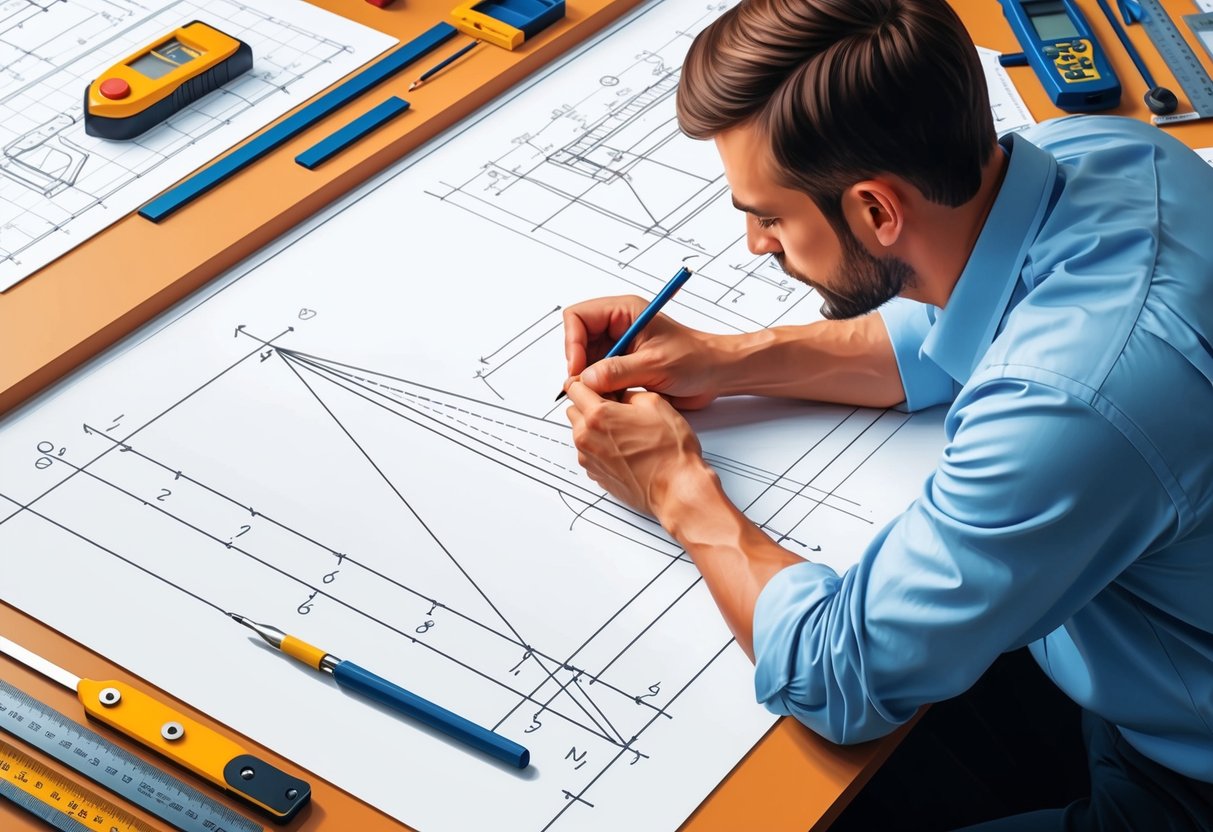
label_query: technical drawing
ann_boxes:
[977,46,1036,136]
[0,0,393,290]
[0,319,924,830]
[0,0,951,829]
[428,28,1033,340]
[427,59,812,334]
[1,115,88,196]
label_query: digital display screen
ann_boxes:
[127,38,199,80]
[1023,1,1080,41]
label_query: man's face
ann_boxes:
[714,124,915,320]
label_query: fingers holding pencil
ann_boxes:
[555,266,694,402]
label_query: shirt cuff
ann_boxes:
[752,560,840,706]
[877,297,957,412]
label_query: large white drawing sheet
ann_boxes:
[0,0,951,829]
[0,0,395,291]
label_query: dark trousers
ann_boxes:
[829,648,1213,832]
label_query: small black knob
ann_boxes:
[1145,86,1178,116]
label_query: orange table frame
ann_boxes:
[1,1,1210,830]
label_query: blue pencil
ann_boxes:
[228,613,530,768]
[408,40,481,91]
[556,266,694,401]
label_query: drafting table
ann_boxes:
[0,0,1211,829]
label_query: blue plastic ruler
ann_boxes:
[1129,0,1213,123]
[0,679,262,832]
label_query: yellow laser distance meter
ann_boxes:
[84,21,253,140]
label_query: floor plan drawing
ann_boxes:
[0,0,949,829]
[0,0,395,290]
[428,4,812,337]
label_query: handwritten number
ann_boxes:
[297,590,318,615]
[510,648,533,676]
[635,681,661,704]
[565,747,587,770]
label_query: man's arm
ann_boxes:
[567,374,1175,744]
[710,314,905,408]
[564,381,806,658]
[563,296,914,410]
[702,379,1174,743]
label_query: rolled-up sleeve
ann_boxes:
[878,297,957,412]
[751,375,1176,744]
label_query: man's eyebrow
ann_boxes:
[730,195,776,216]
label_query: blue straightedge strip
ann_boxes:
[295,96,411,170]
[139,22,458,222]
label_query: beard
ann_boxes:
[775,225,916,320]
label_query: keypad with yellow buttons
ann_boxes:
[1043,39,1101,83]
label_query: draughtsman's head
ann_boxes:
[677,0,997,319]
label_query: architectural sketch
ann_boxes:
[427,13,813,336]
[428,30,1034,344]
[0,309,938,831]
[0,0,949,830]
[0,0,394,291]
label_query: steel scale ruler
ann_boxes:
[0,737,156,832]
[1129,0,1213,123]
[1185,12,1213,66]
[0,679,262,832]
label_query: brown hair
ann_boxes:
[677,0,996,229]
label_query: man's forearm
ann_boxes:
[712,314,905,408]
[658,464,806,660]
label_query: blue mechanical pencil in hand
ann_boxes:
[556,265,694,402]
[229,613,530,768]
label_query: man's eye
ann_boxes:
[756,217,778,229]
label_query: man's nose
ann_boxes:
[746,220,782,256]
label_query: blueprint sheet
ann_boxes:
[976,45,1036,135]
[0,0,395,291]
[0,0,962,829]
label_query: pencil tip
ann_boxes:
[554,390,567,402]
[408,81,420,91]
[227,612,245,624]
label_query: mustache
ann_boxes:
[773,253,812,287]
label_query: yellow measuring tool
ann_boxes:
[0,634,307,822]
[0,738,156,832]
[84,21,253,140]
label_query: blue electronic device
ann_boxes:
[1000,0,1121,111]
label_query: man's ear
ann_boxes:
[843,180,903,248]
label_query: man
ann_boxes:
[560,0,1213,829]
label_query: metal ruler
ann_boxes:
[1185,12,1213,65]
[0,679,262,832]
[1129,0,1213,123]
[0,737,155,832]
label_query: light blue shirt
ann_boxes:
[751,116,1213,783]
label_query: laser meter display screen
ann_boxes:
[1023,1,1080,41]
[127,38,200,79]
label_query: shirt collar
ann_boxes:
[921,132,1058,385]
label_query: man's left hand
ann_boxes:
[564,379,712,520]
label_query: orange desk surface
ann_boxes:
[2,0,1212,830]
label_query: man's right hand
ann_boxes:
[562,295,724,410]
